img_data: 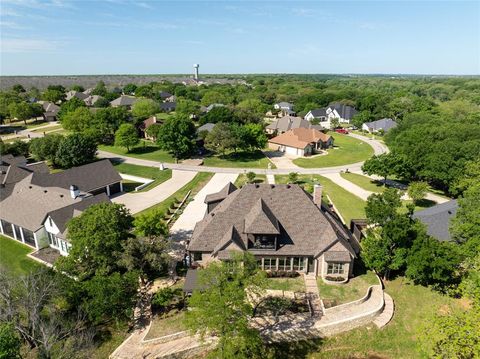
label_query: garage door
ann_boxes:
[109,182,121,195]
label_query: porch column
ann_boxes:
[11,224,17,240]
[19,227,25,244]
[119,182,124,192]
[314,258,318,277]
[304,257,308,273]
[261,257,264,271]
[0,220,3,235]
[106,185,111,196]
[290,257,294,271]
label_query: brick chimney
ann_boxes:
[313,184,323,206]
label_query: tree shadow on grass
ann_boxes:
[267,339,324,359]
[210,150,266,163]
[128,144,161,155]
[415,198,437,209]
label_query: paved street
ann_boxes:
[111,170,196,214]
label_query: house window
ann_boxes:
[293,257,305,271]
[256,258,262,269]
[263,258,276,270]
[253,235,275,249]
[192,252,202,261]
[48,217,53,227]
[47,232,58,247]
[278,257,291,271]
[327,263,345,275]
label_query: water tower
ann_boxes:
[193,64,199,80]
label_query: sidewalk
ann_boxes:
[322,172,373,201]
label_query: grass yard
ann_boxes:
[136,172,214,216]
[317,270,378,307]
[89,323,130,359]
[99,140,176,163]
[112,162,172,191]
[31,124,63,133]
[121,180,142,192]
[144,310,187,340]
[310,277,463,359]
[292,133,374,168]
[2,136,27,143]
[234,173,267,187]
[275,174,366,224]
[154,112,176,120]
[265,276,306,293]
[203,150,275,169]
[0,235,41,276]
[340,172,386,193]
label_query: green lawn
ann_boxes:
[121,180,142,192]
[144,310,187,340]
[31,124,63,133]
[340,172,386,193]
[0,235,41,276]
[112,162,172,191]
[234,173,267,187]
[99,140,176,163]
[275,174,366,224]
[136,172,214,217]
[292,133,374,168]
[265,276,306,293]
[317,270,378,307]
[203,150,275,169]
[310,277,462,359]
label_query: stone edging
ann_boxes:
[142,330,190,345]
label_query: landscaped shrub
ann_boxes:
[324,276,346,282]
[266,270,300,278]
[152,287,183,312]
[254,296,309,317]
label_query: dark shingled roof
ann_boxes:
[412,200,458,242]
[160,102,176,111]
[189,184,355,258]
[266,116,324,132]
[328,102,358,120]
[204,182,237,204]
[363,118,398,132]
[31,160,122,192]
[308,108,327,118]
[324,251,351,262]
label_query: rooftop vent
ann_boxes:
[255,184,259,188]
[286,184,291,189]
[29,186,32,189]
[43,190,47,193]
[270,184,275,189]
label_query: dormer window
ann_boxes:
[253,234,276,249]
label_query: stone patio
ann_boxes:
[29,247,61,266]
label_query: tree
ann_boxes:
[365,188,402,226]
[114,123,139,152]
[185,253,267,359]
[134,209,168,238]
[56,203,133,279]
[12,84,25,94]
[91,81,107,96]
[61,107,94,132]
[237,98,268,119]
[361,214,417,280]
[123,83,137,95]
[8,101,35,125]
[92,106,129,143]
[330,118,340,129]
[0,323,21,359]
[42,88,65,103]
[175,99,201,118]
[351,110,373,129]
[204,122,237,155]
[131,99,160,121]
[361,153,402,183]
[452,159,480,195]
[0,140,29,157]
[237,123,267,151]
[55,133,97,168]
[406,234,461,289]
[156,116,196,161]
[70,84,85,92]
[58,97,86,121]
[288,172,299,184]
[200,90,229,106]
[407,181,429,205]
[145,123,162,141]
[419,306,480,359]
[246,171,256,183]
[29,134,64,164]
[120,236,170,284]
[200,106,236,125]
[93,96,110,108]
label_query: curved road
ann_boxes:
[98,133,389,175]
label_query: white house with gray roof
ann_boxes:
[305,103,357,129]
[362,118,397,133]
[0,157,122,256]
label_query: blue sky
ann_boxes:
[1,0,479,75]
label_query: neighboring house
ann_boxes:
[202,103,225,113]
[159,91,173,100]
[412,200,458,242]
[83,88,94,96]
[160,102,176,112]
[0,157,122,255]
[41,102,60,121]
[110,95,138,109]
[83,95,104,107]
[273,102,296,116]
[140,116,162,139]
[305,103,357,128]
[66,90,88,101]
[362,118,397,133]
[197,122,216,134]
[165,95,176,103]
[266,116,324,135]
[268,128,334,156]
[187,183,357,279]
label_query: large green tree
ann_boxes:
[156,116,196,161]
[185,253,267,359]
[57,203,133,279]
[61,107,94,132]
[204,122,237,155]
[131,99,160,121]
[365,188,402,226]
[55,133,97,168]
[114,123,139,152]
[29,134,64,164]
[0,323,21,359]
[361,153,403,183]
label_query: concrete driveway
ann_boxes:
[263,151,300,170]
[112,170,196,214]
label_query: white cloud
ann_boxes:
[1,38,65,53]
[292,8,315,17]
[0,21,29,29]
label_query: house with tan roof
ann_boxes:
[0,157,122,257]
[266,116,324,135]
[187,183,357,279]
[268,128,333,156]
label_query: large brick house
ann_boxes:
[187,183,357,279]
